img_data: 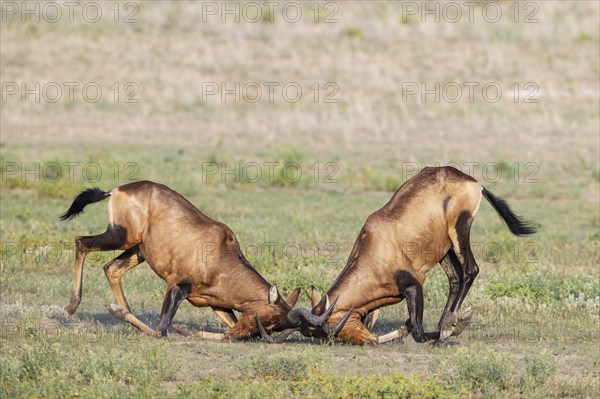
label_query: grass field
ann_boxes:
[1,1,599,398]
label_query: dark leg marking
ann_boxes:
[394,271,440,343]
[77,225,129,251]
[157,279,193,337]
[452,211,479,312]
[403,284,441,343]
[438,249,463,329]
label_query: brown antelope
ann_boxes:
[60,180,346,340]
[305,166,537,345]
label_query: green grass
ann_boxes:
[434,345,560,398]
[485,276,600,304]
[1,148,598,398]
[1,170,598,397]
[1,1,599,398]
[1,143,598,398]
[1,337,177,398]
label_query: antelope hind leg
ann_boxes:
[439,306,475,340]
[452,306,475,337]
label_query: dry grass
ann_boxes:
[1,1,598,165]
[1,1,599,398]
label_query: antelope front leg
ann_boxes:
[172,299,249,341]
[377,325,409,344]
[156,282,192,336]
[171,315,254,341]
[108,272,191,337]
[173,309,236,339]
[403,283,440,343]
[171,324,225,340]
[211,307,238,328]
[402,283,473,343]
[332,315,379,345]
[363,309,380,332]
[108,280,191,338]
[107,304,159,337]
[172,310,254,341]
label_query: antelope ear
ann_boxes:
[268,285,279,304]
[310,285,321,308]
[285,287,301,307]
[313,293,328,315]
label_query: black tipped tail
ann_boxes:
[481,187,538,236]
[60,187,110,221]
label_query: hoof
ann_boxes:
[438,307,476,340]
[440,329,454,341]
[453,306,475,337]
[398,325,409,340]
[172,323,193,336]
[107,304,127,319]
[438,313,458,341]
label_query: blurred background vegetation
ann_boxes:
[1,1,598,398]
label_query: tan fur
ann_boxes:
[64,181,301,340]
[312,167,483,344]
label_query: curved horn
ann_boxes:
[255,313,299,344]
[255,313,270,340]
[269,328,299,343]
[287,296,339,326]
[323,307,353,337]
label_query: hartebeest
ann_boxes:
[60,180,345,340]
[305,166,537,345]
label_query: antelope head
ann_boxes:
[255,285,351,343]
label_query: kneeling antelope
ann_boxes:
[60,180,344,340]
[307,166,537,345]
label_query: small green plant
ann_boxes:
[269,146,308,187]
[574,32,596,43]
[441,346,515,397]
[275,267,332,296]
[521,352,556,389]
[496,160,517,182]
[240,352,321,381]
[587,229,600,241]
[341,27,364,38]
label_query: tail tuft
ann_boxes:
[482,187,538,236]
[60,187,110,221]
